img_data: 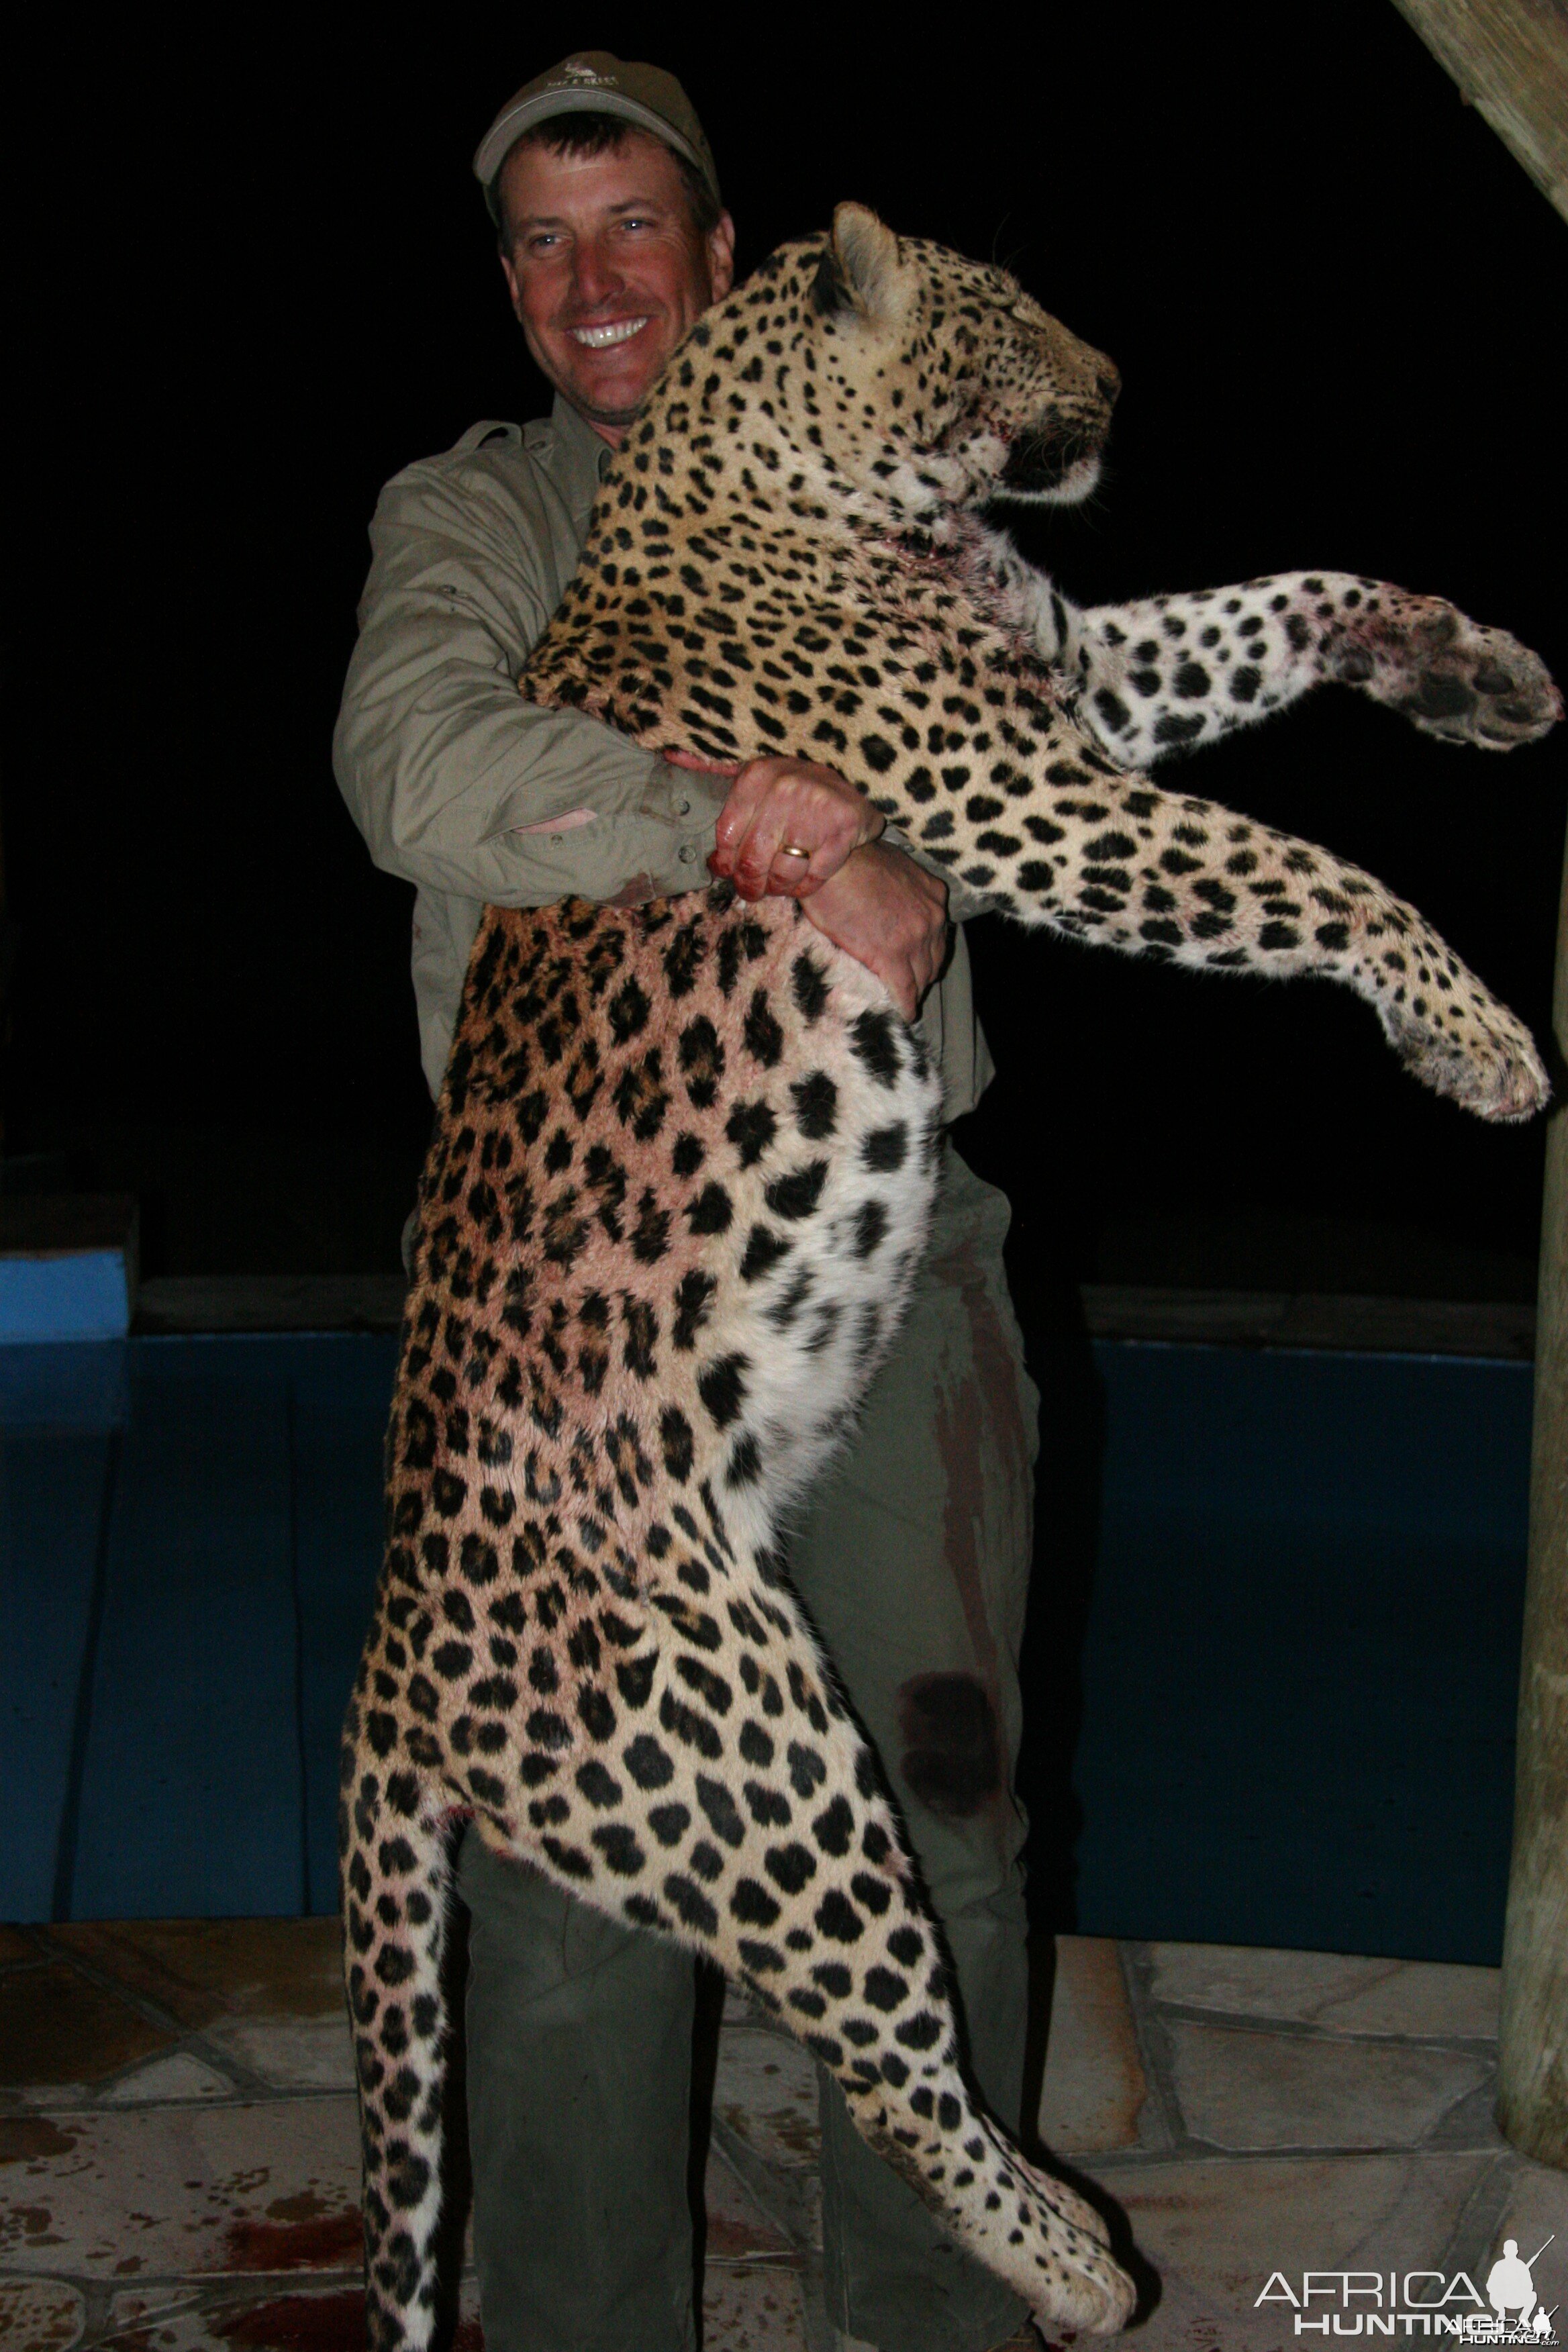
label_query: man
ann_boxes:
[334,53,1041,2352]
[1487,2243,1543,2327]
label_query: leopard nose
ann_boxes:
[1096,366,1121,406]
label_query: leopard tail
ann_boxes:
[340,1712,457,2352]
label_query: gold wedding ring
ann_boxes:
[779,843,811,861]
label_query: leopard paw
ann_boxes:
[1378,609,1562,749]
[1383,996,1550,1123]
[1030,2240,1136,2337]
[1029,2175,1134,2335]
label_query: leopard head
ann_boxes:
[801,202,1120,520]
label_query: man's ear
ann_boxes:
[707,210,737,302]
[812,202,900,322]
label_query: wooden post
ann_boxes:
[1385,0,1568,2169]
[1386,0,1568,227]
[1498,829,1568,2165]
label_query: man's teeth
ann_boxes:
[570,317,649,348]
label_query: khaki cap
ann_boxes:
[473,51,722,215]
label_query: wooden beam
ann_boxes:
[1499,830,1568,2167]
[1387,0,1568,224]
[1388,5,1566,2166]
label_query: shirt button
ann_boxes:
[679,844,697,864]
[677,795,691,816]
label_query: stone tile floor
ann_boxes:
[2,1922,1565,2350]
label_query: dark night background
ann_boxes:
[6,1,1564,1304]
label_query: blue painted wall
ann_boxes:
[1072,1344,1530,1965]
[1,1335,393,1924]
[0,1332,1532,1959]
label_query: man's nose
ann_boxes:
[571,238,626,309]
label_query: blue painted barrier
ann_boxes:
[0,1254,132,1344]
[1,1334,394,1925]
[0,1330,1533,1960]
[0,1199,137,1344]
[1072,1344,1530,1966]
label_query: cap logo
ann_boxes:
[557,59,614,86]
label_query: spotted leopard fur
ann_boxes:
[343,205,1559,2349]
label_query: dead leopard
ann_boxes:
[343,205,1559,2349]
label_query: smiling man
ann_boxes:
[334,53,1041,2352]
[494,82,728,438]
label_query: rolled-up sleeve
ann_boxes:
[333,446,725,909]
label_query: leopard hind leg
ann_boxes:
[471,1485,1136,2337]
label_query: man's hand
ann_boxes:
[800,842,949,1022]
[709,756,883,901]
[707,755,947,1018]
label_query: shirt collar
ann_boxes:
[548,393,617,524]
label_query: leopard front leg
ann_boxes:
[1073,573,1560,766]
[932,712,1547,1121]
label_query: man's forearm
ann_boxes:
[335,642,728,906]
[334,460,726,908]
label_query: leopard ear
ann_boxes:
[814,203,900,322]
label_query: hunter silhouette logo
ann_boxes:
[1255,2242,1557,2340]
[1479,2241,1556,2342]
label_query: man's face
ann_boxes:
[499,130,735,444]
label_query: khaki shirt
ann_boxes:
[334,395,994,1118]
